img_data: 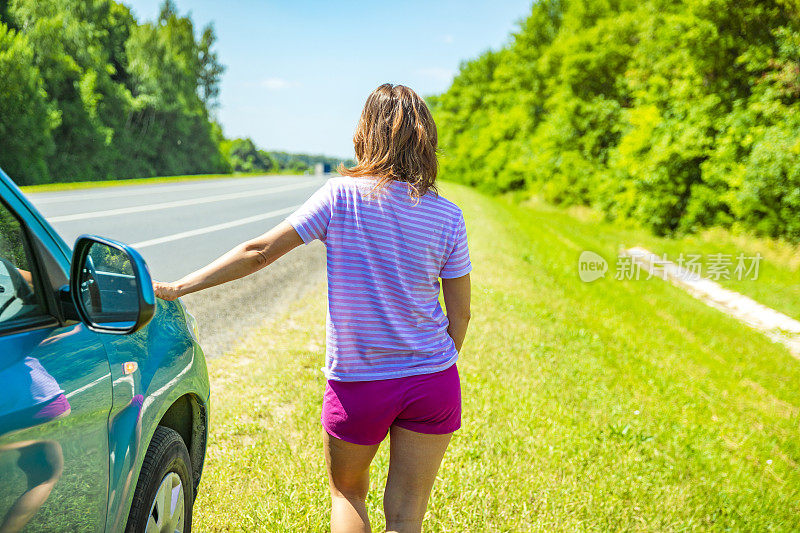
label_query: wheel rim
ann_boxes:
[146,472,185,533]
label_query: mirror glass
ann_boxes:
[78,242,139,328]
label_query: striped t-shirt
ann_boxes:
[286,176,471,382]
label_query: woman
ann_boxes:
[154,83,472,533]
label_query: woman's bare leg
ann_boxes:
[323,429,381,533]
[383,426,452,533]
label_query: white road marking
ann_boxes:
[47,181,316,223]
[130,205,301,248]
[30,176,313,204]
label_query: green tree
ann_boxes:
[8,0,135,180]
[433,0,800,241]
[124,0,228,176]
[0,23,58,184]
[221,138,277,172]
[2,0,228,183]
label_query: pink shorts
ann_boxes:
[321,364,461,445]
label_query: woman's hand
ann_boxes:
[153,281,182,301]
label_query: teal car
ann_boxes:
[0,168,210,532]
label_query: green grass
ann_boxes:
[18,171,305,193]
[638,227,800,322]
[194,183,800,531]
[549,201,800,321]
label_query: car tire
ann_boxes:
[126,426,194,533]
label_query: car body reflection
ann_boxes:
[0,355,70,532]
[0,325,111,532]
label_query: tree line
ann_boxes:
[430,0,800,242]
[0,0,349,186]
[222,137,354,174]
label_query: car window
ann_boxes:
[0,201,49,327]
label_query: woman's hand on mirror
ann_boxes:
[153,281,182,301]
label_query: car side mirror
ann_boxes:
[68,235,155,334]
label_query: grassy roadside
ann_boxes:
[549,200,800,322]
[634,226,800,322]
[194,183,800,531]
[18,171,305,193]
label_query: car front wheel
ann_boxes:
[126,426,194,533]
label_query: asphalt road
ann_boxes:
[28,174,328,357]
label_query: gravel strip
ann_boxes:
[180,242,326,358]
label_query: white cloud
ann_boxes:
[442,34,454,44]
[259,77,297,90]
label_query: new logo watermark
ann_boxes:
[578,251,608,282]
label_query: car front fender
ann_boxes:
[102,298,210,532]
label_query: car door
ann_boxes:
[0,195,113,532]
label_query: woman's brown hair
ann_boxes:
[339,83,438,199]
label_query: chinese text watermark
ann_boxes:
[578,251,762,282]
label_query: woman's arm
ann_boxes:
[153,221,304,300]
[441,273,471,352]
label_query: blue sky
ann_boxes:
[124,0,532,158]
